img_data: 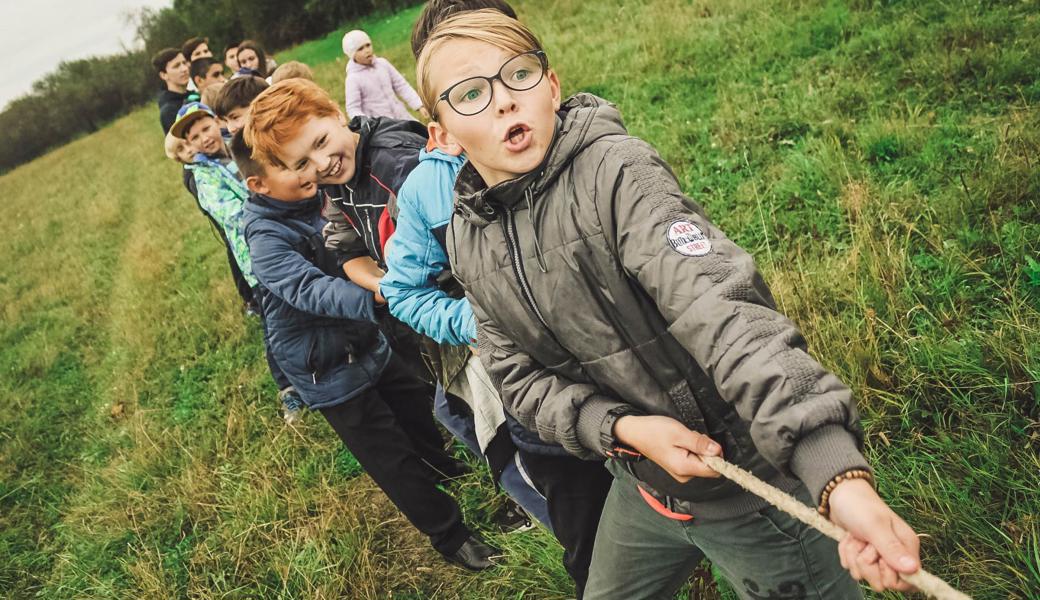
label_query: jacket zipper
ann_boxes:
[502,208,551,330]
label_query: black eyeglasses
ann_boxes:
[435,50,548,117]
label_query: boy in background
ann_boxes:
[190,57,227,94]
[199,82,225,113]
[152,48,191,133]
[223,42,240,72]
[234,131,498,571]
[212,75,269,136]
[182,36,213,62]
[418,10,923,599]
[271,61,315,84]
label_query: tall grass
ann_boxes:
[1,1,1037,598]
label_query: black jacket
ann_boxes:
[320,116,428,267]
[158,89,188,134]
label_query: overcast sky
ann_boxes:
[0,0,171,109]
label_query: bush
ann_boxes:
[0,0,420,173]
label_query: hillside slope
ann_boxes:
[1,1,1037,598]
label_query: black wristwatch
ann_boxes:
[604,406,645,463]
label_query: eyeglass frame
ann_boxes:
[434,50,549,118]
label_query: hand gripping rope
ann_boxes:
[699,456,973,600]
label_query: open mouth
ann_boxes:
[324,157,342,179]
[504,124,532,151]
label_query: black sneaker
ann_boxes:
[440,534,500,571]
[493,499,535,534]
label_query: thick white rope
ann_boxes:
[699,456,972,600]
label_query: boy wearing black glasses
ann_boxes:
[416,9,924,600]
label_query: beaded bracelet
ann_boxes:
[817,469,874,517]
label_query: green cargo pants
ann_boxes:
[583,461,864,600]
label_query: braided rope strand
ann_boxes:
[699,456,972,600]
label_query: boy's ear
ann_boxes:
[427,120,464,156]
[547,69,562,112]
[245,175,266,195]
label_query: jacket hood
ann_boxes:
[454,93,628,226]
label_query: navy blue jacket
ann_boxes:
[243,192,390,409]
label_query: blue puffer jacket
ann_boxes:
[243,192,390,409]
[381,149,477,346]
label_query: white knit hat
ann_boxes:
[342,30,371,59]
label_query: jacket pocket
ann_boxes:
[305,330,325,380]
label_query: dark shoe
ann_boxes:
[244,300,261,318]
[440,535,499,571]
[493,499,535,534]
[431,459,471,483]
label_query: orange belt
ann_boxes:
[637,485,693,521]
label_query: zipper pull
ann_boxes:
[312,372,317,384]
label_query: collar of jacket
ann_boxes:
[247,191,322,216]
[453,93,627,228]
[347,115,377,186]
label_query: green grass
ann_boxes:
[1,0,1038,598]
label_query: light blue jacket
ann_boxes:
[381,149,476,346]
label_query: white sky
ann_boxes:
[0,0,171,109]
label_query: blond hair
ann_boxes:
[270,61,315,84]
[416,9,542,117]
[245,78,341,165]
[164,131,189,162]
[199,81,225,108]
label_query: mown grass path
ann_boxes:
[1,1,1038,598]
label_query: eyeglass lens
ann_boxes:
[447,52,545,116]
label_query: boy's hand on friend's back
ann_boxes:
[828,478,921,593]
[613,415,722,482]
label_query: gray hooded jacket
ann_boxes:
[448,94,870,519]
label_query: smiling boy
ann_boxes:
[235,128,498,571]
[247,79,428,303]
[417,10,923,599]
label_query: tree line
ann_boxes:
[0,0,415,174]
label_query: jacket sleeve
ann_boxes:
[381,175,476,346]
[321,197,370,265]
[598,137,869,502]
[472,295,629,459]
[247,220,375,322]
[194,167,257,288]
[384,59,423,111]
[345,69,364,117]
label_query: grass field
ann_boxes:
[1,0,1038,598]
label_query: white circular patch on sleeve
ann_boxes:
[666,220,712,256]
